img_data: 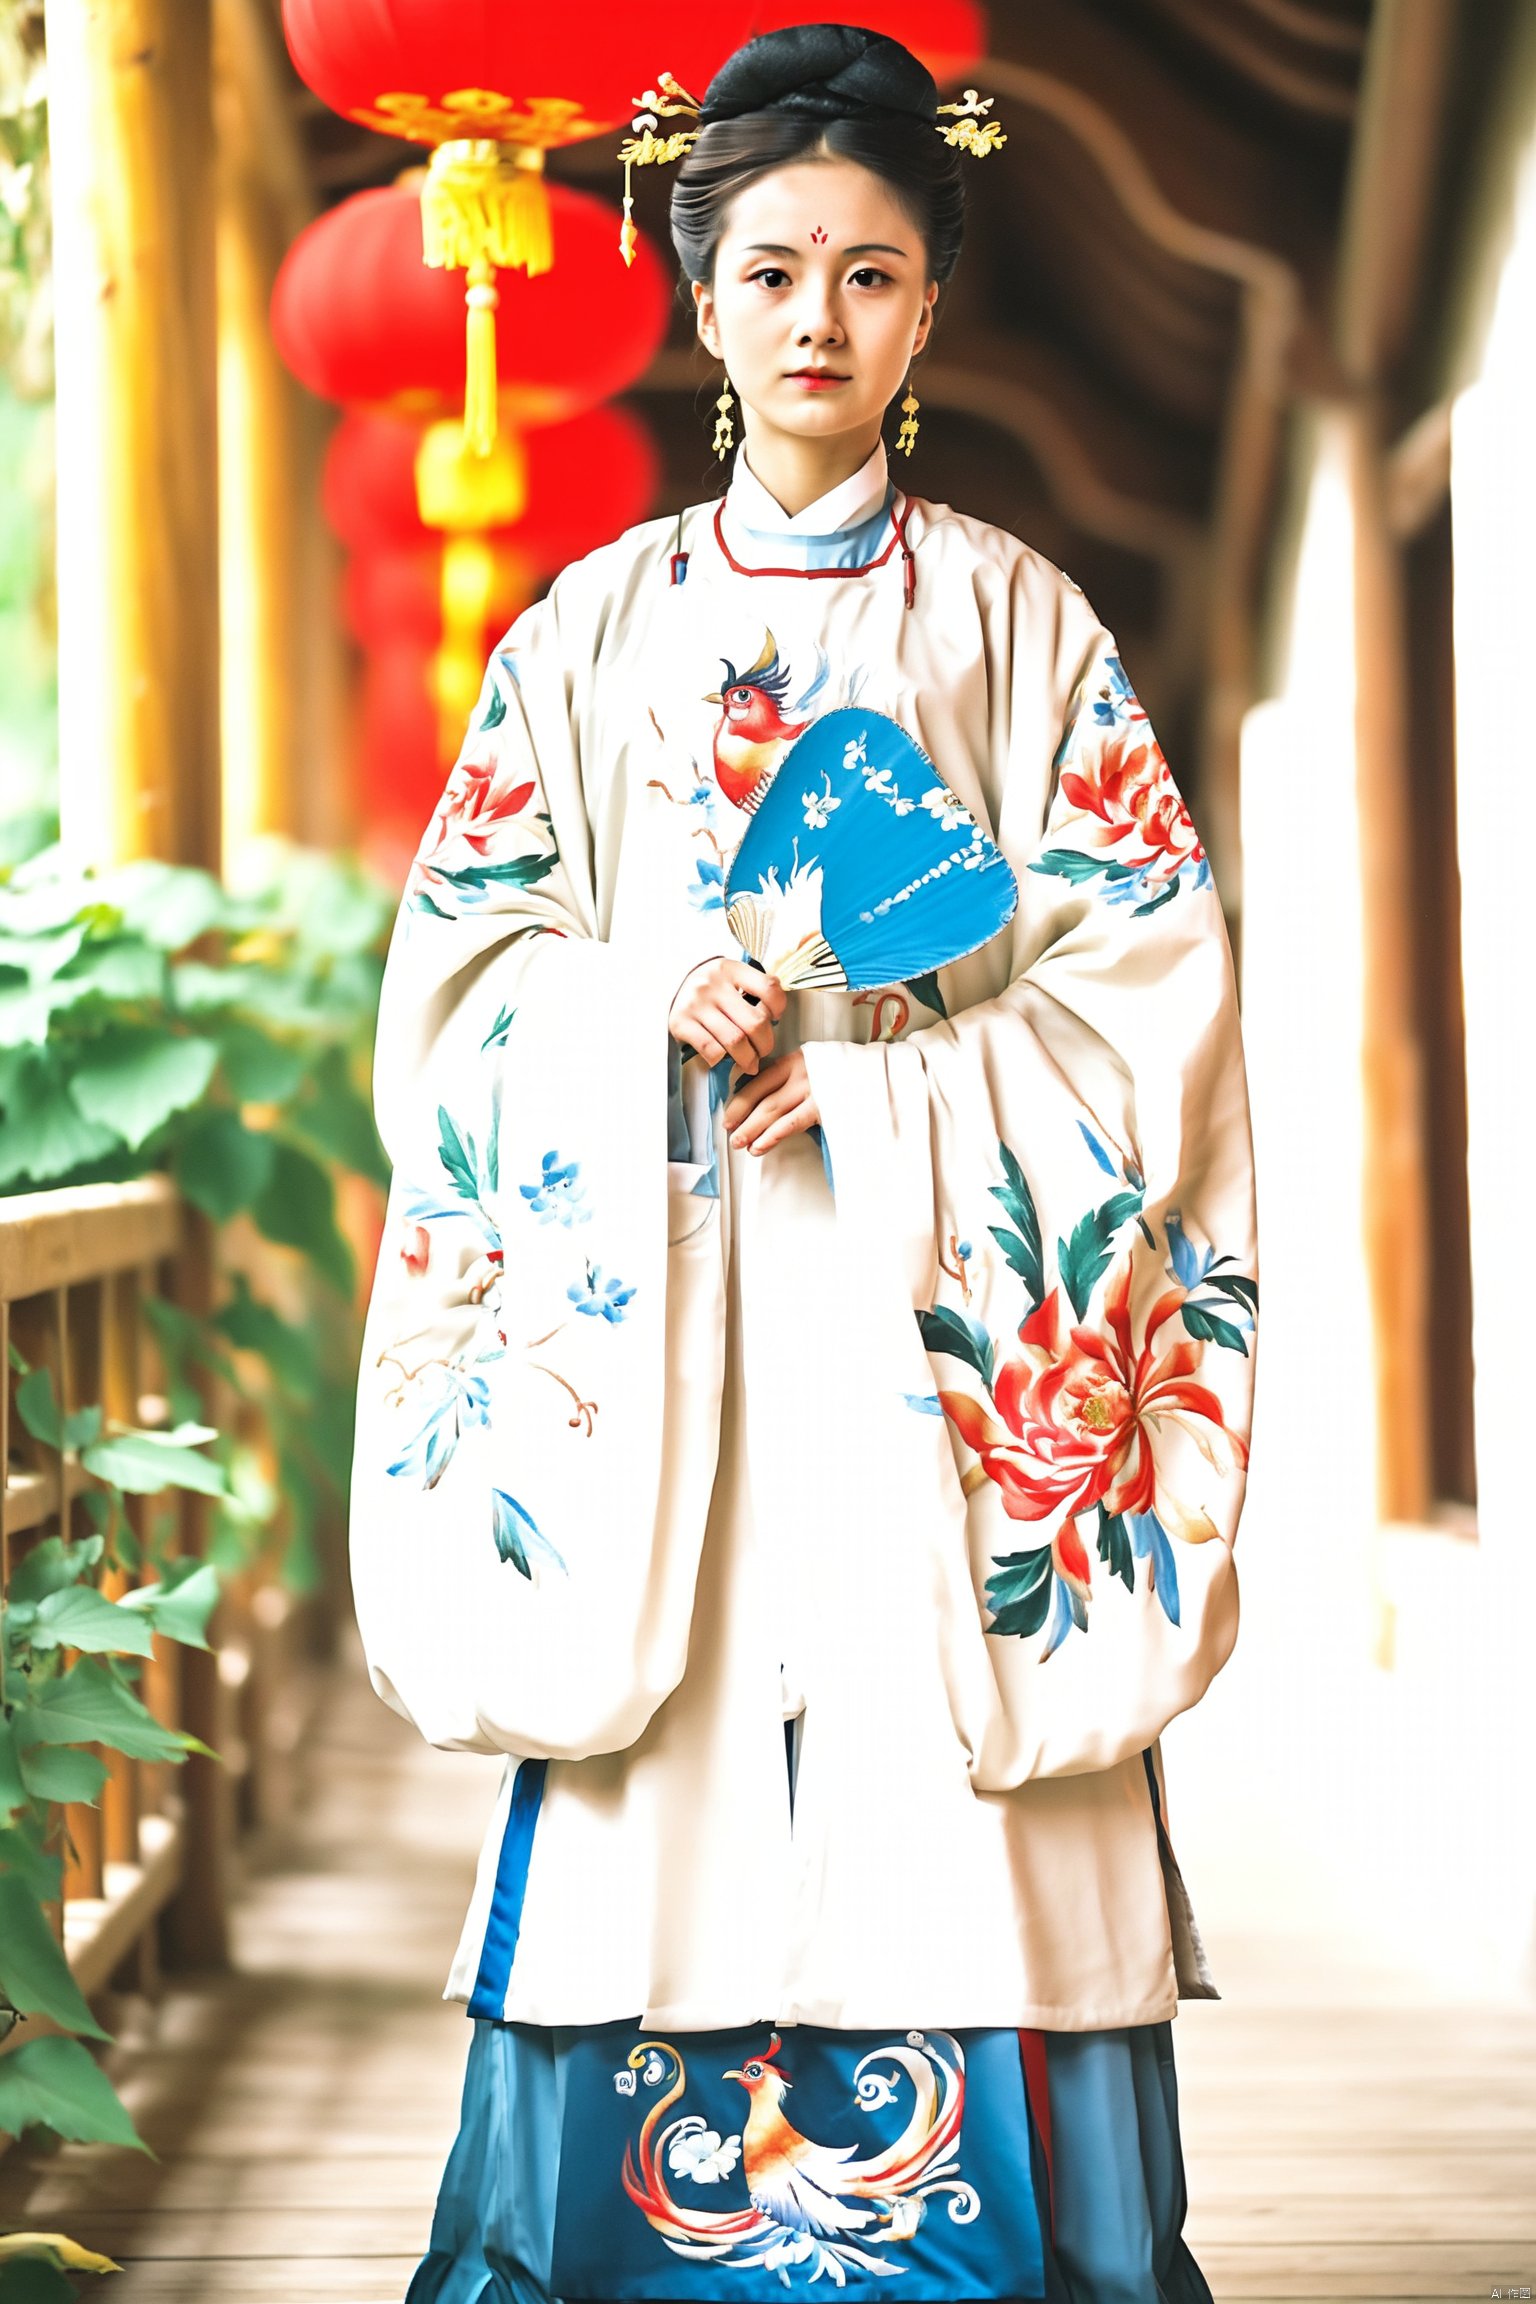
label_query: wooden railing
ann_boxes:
[0,1176,335,2081]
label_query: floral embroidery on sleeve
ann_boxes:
[1030,652,1210,916]
[914,1127,1254,1659]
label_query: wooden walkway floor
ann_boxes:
[0,1620,1531,2302]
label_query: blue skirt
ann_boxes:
[404,2011,1213,2304]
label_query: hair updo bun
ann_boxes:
[669,22,967,288]
[698,23,939,126]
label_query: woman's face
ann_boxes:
[692,156,937,458]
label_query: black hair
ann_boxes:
[668,24,966,289]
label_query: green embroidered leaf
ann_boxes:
[1205,1271,1258,1311]
[986,1225,1036,1295]
[172,1105,276,1222]
[480,682,508,730]
[1057,1188,1143,1320]
[1131,879,1181,917]
[435,1107,481,1203]
[1027,849,1108,885]
[915,1306,995,1389]
[433,851,558,897]
[985,1545,1055,1639]
[905,971,947,1018]
[481,1004,517,1051]
[0,2034,151,2152]
[1180,1304,1248,1355]
[987,1141,1043,1304]
[1096,1505,1134,1590]
[0,1875,114,2040]
[69,1027,219,1150]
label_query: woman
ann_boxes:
[349,24,1258,2304]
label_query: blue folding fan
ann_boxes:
[723,707,1017,992]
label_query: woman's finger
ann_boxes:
[702,1000,768,1072]
[688,1026,728,1068]
[730,1076,803,1147]
[732,965,787,1020]
[748,1097,818,1153]
[718,993,778,1064]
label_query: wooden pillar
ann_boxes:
[1347,397,1432,1527]
[212,0,314,877]
[45,0,221,870]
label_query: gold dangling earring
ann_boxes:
[712,376,736,461]
[896,370,920,457]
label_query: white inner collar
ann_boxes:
[729,441,890,536]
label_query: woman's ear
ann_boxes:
[692,278,722,362]
[912,280,939,359]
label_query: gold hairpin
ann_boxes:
[935,88,1007,156]
[617,72,703,265]
[614,72,1006,264]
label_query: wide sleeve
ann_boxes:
[798,586,1258,1789]
[349,572,729,1763]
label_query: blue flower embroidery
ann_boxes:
[688,856,726,912]
[386,1361,492,1489]
[567,1261,636,1323]
[491,1487,567,1579]
[519,1150,589,1226]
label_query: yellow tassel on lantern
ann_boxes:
[420,141,552,455]
[433,534,534,762]
[414,418,527,532]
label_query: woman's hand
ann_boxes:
[668,957,786,1074]
[723,1047,821,1155]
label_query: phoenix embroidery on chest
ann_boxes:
[644,623,885,939]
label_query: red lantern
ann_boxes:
[357,639,441,828]
[749,1,986,85]
[271,180,668,429]
[283,3,751,145]
[322,404,660,575]
[344,549,533,651]
[282,3,753,446]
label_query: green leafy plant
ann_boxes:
[0,840,396,2184]
[1,1348,227,2162]
[0,842,394,1591]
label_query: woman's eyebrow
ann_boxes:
[740,241,910,257]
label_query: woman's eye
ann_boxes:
[749,267,790,288]
[850,266,892,288]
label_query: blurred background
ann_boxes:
[0,1,1532,2297]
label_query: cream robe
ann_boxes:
[348,457,1258,2032]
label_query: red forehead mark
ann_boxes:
[810,225,828,244]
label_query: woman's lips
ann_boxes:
[785,372,849,389]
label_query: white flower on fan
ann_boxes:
[862,763,895,796]
[667,2122,743,2185]
[802,776,840,829]
[842,732,868,771]
[919,784,967,830]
